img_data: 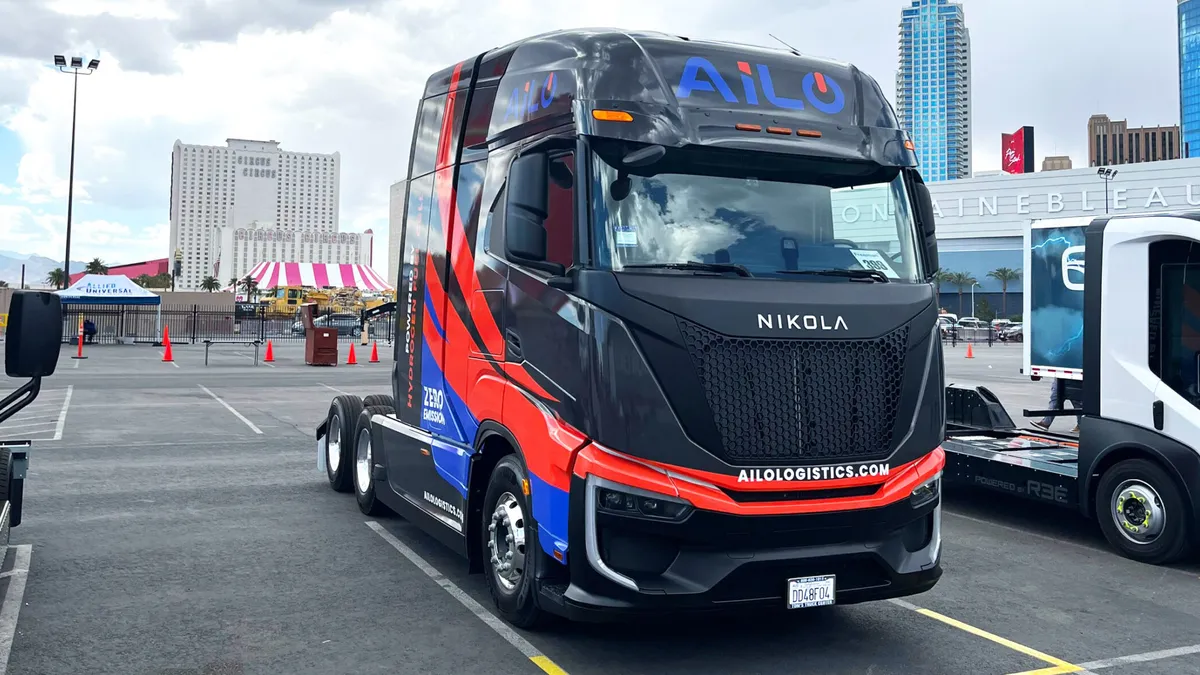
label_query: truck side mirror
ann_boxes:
[912,181,939,277]
[5,291,63,378]
[505,153,564,276]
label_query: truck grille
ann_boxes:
[676,320,909,464]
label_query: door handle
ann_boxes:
[505,329,522,360]
[1152,400,1164,431]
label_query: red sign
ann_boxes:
[1001,128,1026,174]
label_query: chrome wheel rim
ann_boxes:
[355,427,372,494]
[327,416,341,473]
[1111,480,1166,545]
[488,492,527,592]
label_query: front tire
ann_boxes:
[325,395,363,493]
[1095,458,1193,565]
[481,454,546,629]
[354,406,393,516]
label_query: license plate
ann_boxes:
[787,575,835,609]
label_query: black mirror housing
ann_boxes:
[504,153,565,276]
[911,178,939,278]
[5,291,63,378]
[505,153,550,262]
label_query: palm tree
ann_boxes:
[932,269,953,309]
[46,268,67,289]
[200,276,221,292]
[84,258,109,275]
[239,275,259,301]
[150,273,173,288]
[947,271,978,316]
[987,267,1021,318]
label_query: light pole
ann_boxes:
[52,54,100,289]
[1097,167,1118,214]
[970,282,980,317]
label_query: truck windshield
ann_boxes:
[589,152,923,282]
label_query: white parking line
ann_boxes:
[0,545,33,675]
[197,385,263,434]
[365,521,566,674]
[1078,644,1200,670]
[231,351,275,368]
[52,385,73,441]
[319,383,352,396]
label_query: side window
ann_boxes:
[1151,239,1200,408]
[545,151,576,269]
[462,84,498,165]
[410,95,447,178]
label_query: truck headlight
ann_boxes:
[597,486,692,521]
[910,472,941,509]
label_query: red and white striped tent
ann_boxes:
[226,262,393,291]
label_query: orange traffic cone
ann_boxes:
[369,341,379,363]
[162,325,174,362]
[264,340,275,362]
[347,342,357,365]
[965,343,974,359]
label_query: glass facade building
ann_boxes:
[1181,0,1200,159]
[896,0,971,182]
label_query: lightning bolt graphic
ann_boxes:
[1030,236,1074,251]
[1047,324,1084,358]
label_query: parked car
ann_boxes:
[291,313,374,337]
[999,323,1023,342]
[937,315,958,339]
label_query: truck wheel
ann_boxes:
[482,454,546,629]
[1095,459,1193,565]
[354,406,393,516]
[325,395,363,493]
[362,394,394,411]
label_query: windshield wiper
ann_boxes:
[621,261,753,277]
[776,268,891,283]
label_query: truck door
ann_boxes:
[1150,237,1200,448]
[502,147,591,420]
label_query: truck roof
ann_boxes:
[421,28,917,168]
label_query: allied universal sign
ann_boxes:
[79,281,134,295]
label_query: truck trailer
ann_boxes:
[316,28,947,626]
[944,212,1200,565]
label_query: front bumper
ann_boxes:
[540,473,942,621]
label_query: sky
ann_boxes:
[0,0,1184,272]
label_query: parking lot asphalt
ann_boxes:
[0,341,1197,675]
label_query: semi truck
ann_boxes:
[316,28,947,626]
[1,291,65,542]
[944,212,1200,564]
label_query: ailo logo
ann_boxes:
[675,56,846,115]
[503,72,558,122]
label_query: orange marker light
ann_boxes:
[904,139,916,150]
[767,126,792,135]
[735,123,762,132]
[592,109,633,122]
[522,479,531,496]
[796,129,822,138]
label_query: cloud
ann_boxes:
[0,0,1185,275]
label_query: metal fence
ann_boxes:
[60,303,396,345]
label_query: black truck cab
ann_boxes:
[321,28,947,627]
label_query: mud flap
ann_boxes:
[316,420,328,473]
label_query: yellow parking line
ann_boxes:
[531,655,569,674]
[891,600,1083,674]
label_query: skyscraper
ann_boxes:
[168,139,341,290]
[1181,0,1200,158]
[896,0,971,181]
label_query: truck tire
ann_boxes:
[354,406,393,516]
[481,454,546,629]
[325,395,364,493]
[362,394,394,411]
[1095,458,1193,565]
